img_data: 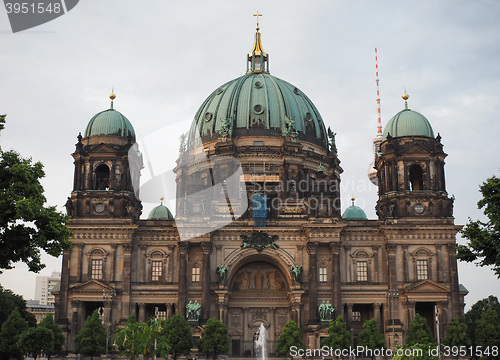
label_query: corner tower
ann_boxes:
[375,93,453,220]
[67,93,143,220]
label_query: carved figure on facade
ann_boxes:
[327,127,337,152]
[219,118,233,138]
[283,116,298,139]
[186,300,201,321]
[241,231,279,252]
[179,133,187,152]
[290,265,303,284]
[216,265,228,284]
[319,300,334,321]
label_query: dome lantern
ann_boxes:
[247,11,269,74]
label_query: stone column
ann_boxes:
[58,249,71,324]
[138,303,146,322]
[386,244,397,292]
[447,244,461,318]
[402,245,409,283]
[167,245,175,283]
[307,242,319,323]
[346,303,353,335]
[111,244,117,282]
[372,245,380,283]
[434,244,440,282]
[329,242,342,315]
[178,242,189,317]
[373,303,381,331]
[121,243,133,321]
[201,242,213,322]
[78,244,84,283]
[345,245,352,283]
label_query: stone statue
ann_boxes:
[216,265,228,284]
[64,197,73,216]
[325,301,334,320]
[283,116,297,139]
[327,127,337,152]
[319,301,327,321]
[290,265,303,284]
[186,300,201,321]
[219,118,233,138]
[179,133,187,152]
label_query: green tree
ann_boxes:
[162,314,192,360]
[475,308,500,360]
[39,313,65,358]
[0,116,72,273]
[404,314,434,346]
[17,326,54,360]
[320,315,352,351]
[442,317,471,360]
[357,319,385,358]
[198,318,229,360]
[456,174,500,277]
[115,315,169,360]
[0,285,36,328]
[74,310,106,360]
[275,319,305,357]
[0,308,29,360]
[464,295,500,347]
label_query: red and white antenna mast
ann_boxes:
[375,47,382,139]
[368,48,383,186]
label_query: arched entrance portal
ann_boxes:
[226,257,294,357]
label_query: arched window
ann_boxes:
[94,164,110,190]
[409,164,424,191]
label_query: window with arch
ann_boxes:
[352,250,371,282]
[146,250,168,282]
[409,164,424,191]
[94,164,110,190]
[87,248,107,280]
[411,248,433,281]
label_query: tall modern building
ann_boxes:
[55,21,466,354]
[35,271,61,306]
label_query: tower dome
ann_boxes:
[342,198,368,220]
[382,93,434,141]
[148,201,173,220]
[84,93,136,140]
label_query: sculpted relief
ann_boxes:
[232,262,286,291]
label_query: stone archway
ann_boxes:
[224,253,295,357]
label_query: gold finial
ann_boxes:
[351,197,355,206]
[109,88,116,109]
[160,196,164,205]
[253,11,262,30]
[402,90,409,109]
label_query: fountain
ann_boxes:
[255,323,268,360]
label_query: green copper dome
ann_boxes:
[187,72,328,149]
[147,204,173,220]
[342,205,368,220]
[382,95,434,141]
[84,95,136,140]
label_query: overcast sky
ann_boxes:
[0,0,499,311]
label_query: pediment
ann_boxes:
[404,280,449,294]
[70,279,114,293]
[90,143,117,153]
[404,143,431,155]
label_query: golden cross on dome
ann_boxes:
[253,11,262,28]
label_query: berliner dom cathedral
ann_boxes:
[55,14,466,354]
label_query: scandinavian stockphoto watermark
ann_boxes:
[3,0,79,33]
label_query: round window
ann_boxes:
[95,203,105,213]
[414,203,424,214]
[305,112,313,122]
[254,104,264,114]
[254,81,262,89]
[204,112,212,122]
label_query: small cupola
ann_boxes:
[247,11,269,74]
